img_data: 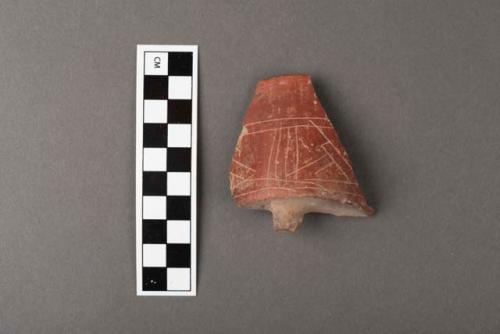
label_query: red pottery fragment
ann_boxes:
[230,75,374,232]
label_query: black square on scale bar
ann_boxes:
[168,100,192,123]
[168,52,193,76]
[144,124,167,147]
[143,172,166,195]
[144,75,168,100]
[167,196,190,220]
[143,268,166,291]
[167,244,191,268]
[167,148,191,171]
[143,220,166,244]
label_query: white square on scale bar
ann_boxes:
[168,124,191,147]
[144,100,168,123]
[167,268,190,291]
[143,196,166,219]
[143,148,167,171]
[167,220,191,243]
[145,52,168,75]
[168,76,192,99]
[143,244,166,267]
[167,172,191,196]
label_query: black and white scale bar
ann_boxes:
[136,45,197,296]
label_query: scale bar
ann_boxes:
[136,45,197,296]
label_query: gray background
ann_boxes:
[1,0,499,333]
